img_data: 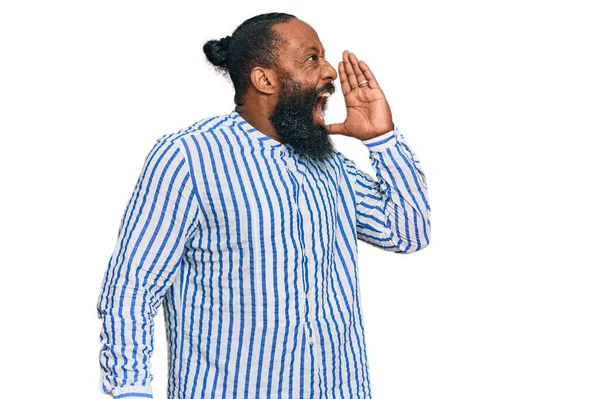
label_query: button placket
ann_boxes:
[293,153,319,352]
[303,322,313,345]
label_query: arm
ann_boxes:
[341,123,431,253]
[326,50,431,254]
[96,136,200,397]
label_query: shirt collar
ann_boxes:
[228,109,295,155]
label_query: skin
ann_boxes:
[235,18,394,151]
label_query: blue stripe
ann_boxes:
[113,393,152,399]
[363,130,395,148]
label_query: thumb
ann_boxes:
[325,123,346,135]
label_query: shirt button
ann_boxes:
[308,336,314,345]
[285,164,291,170]
[303,248,308,256]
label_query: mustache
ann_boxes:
[314,81,336,100]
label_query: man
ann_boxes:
[97,12,431,399]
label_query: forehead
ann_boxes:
[272,18,325,58]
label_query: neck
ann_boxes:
[235,104,286,144]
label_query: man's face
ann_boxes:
[268,19,338,160]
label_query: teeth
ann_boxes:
[319,91,331,98]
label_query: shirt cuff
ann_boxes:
[100,378,153,398]
[360,123,398,152]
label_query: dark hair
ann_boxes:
[203,12,296,105]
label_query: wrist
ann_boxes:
[361,124,397,151]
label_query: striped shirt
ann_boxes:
[97,108,431,399]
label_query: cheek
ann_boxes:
[297,70,320,86]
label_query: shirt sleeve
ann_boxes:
[341,123,431,253]
[96,136,201,398]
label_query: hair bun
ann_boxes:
[219,35,232,51]
[203,35,231,69]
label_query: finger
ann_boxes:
[343,50,359,89]
[325,122,347,135]
[349,52,367,88]
[357,59,380,89]
[338,61,351,97]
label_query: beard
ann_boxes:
[269,70,337,161]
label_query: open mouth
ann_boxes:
[314,90,332,123]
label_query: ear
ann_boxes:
[249,66,278,95]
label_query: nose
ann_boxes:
[321,59,338,83]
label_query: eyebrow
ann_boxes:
[301,46,326,57]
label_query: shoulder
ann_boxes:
[154,112,234,149]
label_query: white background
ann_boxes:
[1,1,599,398]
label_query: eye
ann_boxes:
[307,54,318,61]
